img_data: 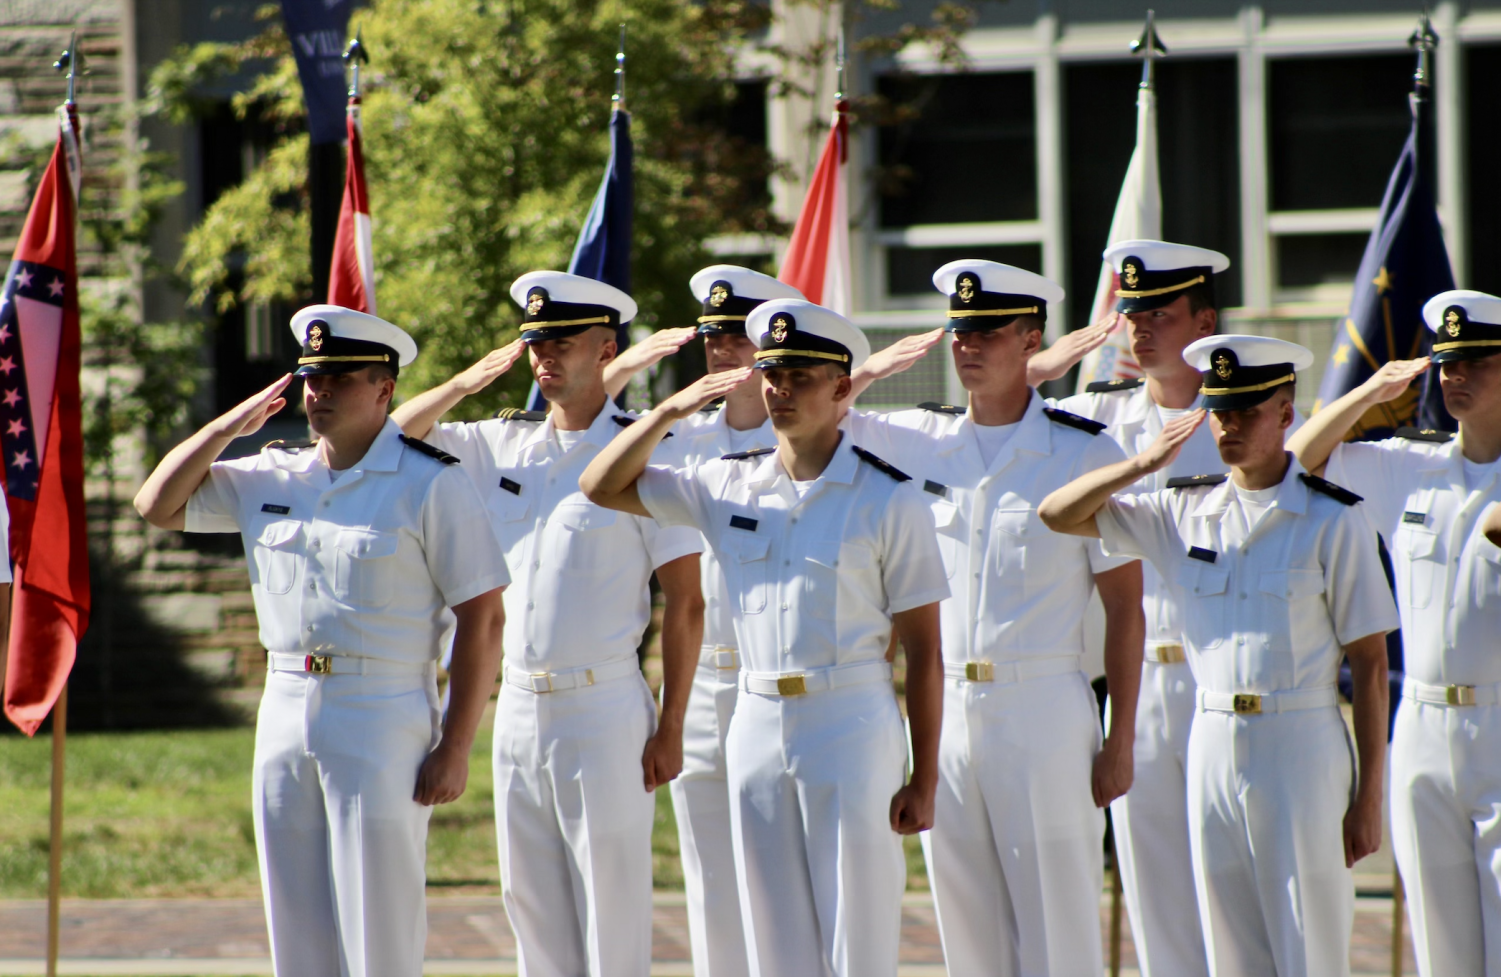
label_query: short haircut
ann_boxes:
[1010,314,1046,335]
[367,363,398,384]
[1185,279,1217,315]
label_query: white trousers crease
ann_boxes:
[923,669,1106,977]
[1390,699,1501,977]
[727,682,907,977]
[1188,707,1354,977]
[1109,660,1209,977]
[493,671,657,977]
[254,668,438,977]
[669,655,750,977]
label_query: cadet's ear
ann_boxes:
[833,372,853,402]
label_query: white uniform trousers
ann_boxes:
[254,666,439,977]
[1109,659,1209,977]
[922,669,1106,977]
[728,681,907,977]
[1188,705,1354,977]
[494,670,657,977]
[669,651,750,977]
[1390,698,1501,977]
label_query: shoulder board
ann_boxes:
[1166,473,1228,489]
[699,401,723,413]
[1299,473,1362,506]
[1084,377,1144,394]
[493,407,548,421]
[852,445,912,482]
[262,438,316,453]
[399,434,461,465]
[721,446,775,461]
[916,401,966,415]
[1395,426,1454,443]
[611,414,672,437]
[1042,407,1106,435]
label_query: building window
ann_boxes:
[886,243,1042,296]
[1466,44,1501,295]
[245,302,276,361]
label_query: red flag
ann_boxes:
[327,97,375,313]
[2,106,90,735]
[779,101,850,315]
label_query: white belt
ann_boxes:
[1197,686,1338,716]
[267,652,433,676]
[943,655,1080,685]
[1402,677,1501,707]
[1144,642,1187,665]
[740,660,893,697]
[503,657,640,694]
[699,645,740,670]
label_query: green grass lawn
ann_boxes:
[0,718,927,899]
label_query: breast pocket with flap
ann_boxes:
[335,529,400,606]
[252,521,302,596]
[1395,523,1441,609]
[723,533,771,614]
[1176,560,1230,648]
[551,502,619,573]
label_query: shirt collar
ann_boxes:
[360,417,406,472]
[1190,452,1308,518]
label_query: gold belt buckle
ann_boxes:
[1446,685,1476,706]
[530,672,555,693]
[715,647,739,670]
[776,675,808,696]
[1155,643,1185,664]
[1232,693,1262,715]
[306,655,332,675]
[965,661,994,682]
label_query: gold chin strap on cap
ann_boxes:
[753,349,850,364]
[1432,339,1501,352]
[297,354,391,365]
[697,314,748,323]
[1200,373,1296,396]
[526,315,613,328]
[1116,274,1206,298]
[946,306,1039,319]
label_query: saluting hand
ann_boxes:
[452,340,528,396]
[212,374,293,441]
[1135,408,1206,475]
[855,328,944,385]
[655,367,755,420]
[1355,356,1431,406]
[1026,313,1117,386]
[617,327,697,373]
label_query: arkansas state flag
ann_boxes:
[327,96,375,313]
[3,106,90,735]
[779,100,851,315]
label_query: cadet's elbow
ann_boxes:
[133,489,171,529]
[1037,496,1066,532]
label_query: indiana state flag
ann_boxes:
[1314,91,1454,436]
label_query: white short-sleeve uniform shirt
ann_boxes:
[845,393,1134,664]
[184,418,511,662]
[1327,436,1501,686]
[637,437,949,674]
[429,403,703,672]
[1095,460,1398,694]
[0,492,10,584]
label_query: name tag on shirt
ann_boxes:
[261,504,291,515]
[730,515,758,532]
[500,477,522,495]
[1188,546,1218,564]
[1402,511,1426,525]
[923,479,948,497]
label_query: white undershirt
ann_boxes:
[726,425,761,454]
[1232,481,1280,533]
[554,428,586,452]
[1463,456,1500,492]
[972,420,1021,467]
[792,478,818,498]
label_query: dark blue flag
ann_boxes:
[280,0,357,145]
[528,108,634,410]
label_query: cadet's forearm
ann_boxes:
[1287,386,1370,474]
[390,378,473,441]
[580,408,679,512]
[133,425,238,529]
[1345,632,1389,810]
[1097,563,1145,745]
[655,555,706,734]
[442,589,506,757]
[1038,456,1152,538]
[894,603,943,787]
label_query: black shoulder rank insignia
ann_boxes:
[263,438,315,452]
[493,407,548,421]
[1042,407,1106,435]
[1395,426,1454,443]
[1166,473,1228,489]
[1084,377,1144,394]
[917,401,966,415]
[399,434,460,465]
[852,445,911,482]
[611,414,672,437]
[1300,473,1362,506]
[722,446,775,461]
[700,401,723,413]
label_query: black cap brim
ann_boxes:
[752,353,850,373]
[1202,384,1288,412]
[521,322,601,343]
[1431,344,1501,364]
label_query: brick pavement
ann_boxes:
[0,891,1418,975]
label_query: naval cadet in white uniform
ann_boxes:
[1288,290,1501,977]
[581,300,948,977]
[134,307,511,977]
[389,272,704,977]
[840,260,1144,976]
[657,265,801,977]
[1040,335,1397,977]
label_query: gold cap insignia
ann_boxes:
[769,313,792,344]
[957,274,977,304]
[308,323,324,351]
[710,283,730,308]
[526,289,546,317]
[1122,260,1141,289]
[1213,350,1233,380]
[1445,308,1461,337]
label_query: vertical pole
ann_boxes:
[45,683,68,977]
[1391,866,1406,977]
[1109,836,1123,977]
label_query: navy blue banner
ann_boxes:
[280,0,356,145]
